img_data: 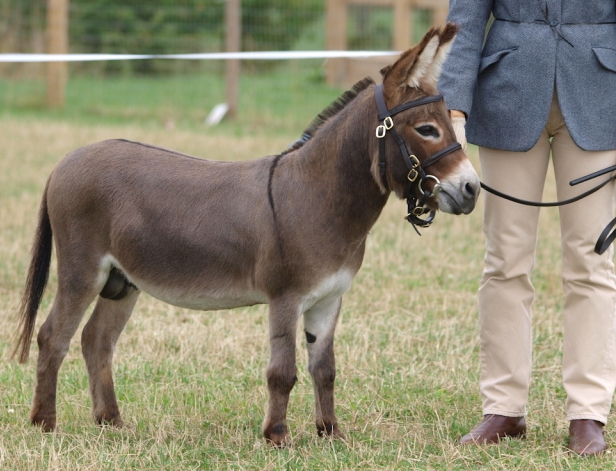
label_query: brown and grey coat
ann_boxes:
[13,24,479,446]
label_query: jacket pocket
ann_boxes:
[592,47,616,72]
[478,47,518,73]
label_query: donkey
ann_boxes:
[13,24,479,446]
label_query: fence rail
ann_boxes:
[0,0,437,120]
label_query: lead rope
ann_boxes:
[481,164,616,254]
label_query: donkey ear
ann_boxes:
[382,24,459,90]
[405,34,440,88]
[423,23,459,87]
[382,27,440,89]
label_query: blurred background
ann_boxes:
[0,0,447,134]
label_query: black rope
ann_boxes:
[482,165,616,255]
[480,175,615,208]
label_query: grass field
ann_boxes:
[0,64,343,134]
[0,74,615,469]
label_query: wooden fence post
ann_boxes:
[225,0,241,119]
[325,0,450,86]
[46,0,69,108]
[393,0,412,52]
[325,0,347,86]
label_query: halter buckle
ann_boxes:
[412,206,427,217]
[375,117,394,139]
[406,155,421,182]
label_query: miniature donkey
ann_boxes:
[14,24,479,446]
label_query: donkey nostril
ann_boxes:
[464,182,476,199]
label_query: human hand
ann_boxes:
[449,110,467,152]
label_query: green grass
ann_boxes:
[0,63,343,136]
[0,81,615,469]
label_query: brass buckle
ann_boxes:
[407,155,420,182]
[376,117,394,139]
[412,206,426,217]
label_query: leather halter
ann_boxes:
[374,83,461,232]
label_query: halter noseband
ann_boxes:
[374,83,461,232]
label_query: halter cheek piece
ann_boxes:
[374,84,461,232]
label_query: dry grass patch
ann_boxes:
[0,115,614,469]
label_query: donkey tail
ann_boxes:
[12,181,53,363]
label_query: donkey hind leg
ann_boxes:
[81,289,140,427]
[262,297,301,447]
[303,296,346,440]
[30,278,99,431]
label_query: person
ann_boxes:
[438,0,616,456]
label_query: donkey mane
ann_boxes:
[281,77,375,156]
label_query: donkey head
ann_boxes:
[374,23,479,216]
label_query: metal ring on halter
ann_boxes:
[383,116,394,130]
[418,175,441,196]
[411,206,427,216]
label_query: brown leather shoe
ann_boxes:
[459,414,526,445]
[568,420,606,456]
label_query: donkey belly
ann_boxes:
[162,293,267,311]
[97,255,267,311]
[135,279,268,311]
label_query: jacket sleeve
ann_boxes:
[438,0,495,116]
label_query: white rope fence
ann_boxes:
[1,49,401,124]
[0,50,399,62]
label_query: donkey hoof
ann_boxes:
[317,421,346,441]
[263,422,290,448]
[95,413,124,428]
[31,415,57,432]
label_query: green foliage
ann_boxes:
[347,6,394,51]
[68,0,325,75]
[0,0,46,52]
[347,6,433,50]
[70,0,226,74]
[242,0,323,51]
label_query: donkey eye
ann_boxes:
[415,125,439,137]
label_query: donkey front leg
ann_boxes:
[81,290,140,427]
[262,297,301,447]
[303,297,346,440]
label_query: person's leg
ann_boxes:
[479,136,551,416]
[461,134,551,444]
[551,99,616,455]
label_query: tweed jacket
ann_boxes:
[438,0,616,151]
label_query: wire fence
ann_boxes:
[0,0,436,130]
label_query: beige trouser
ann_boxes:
[479,95,616,423]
